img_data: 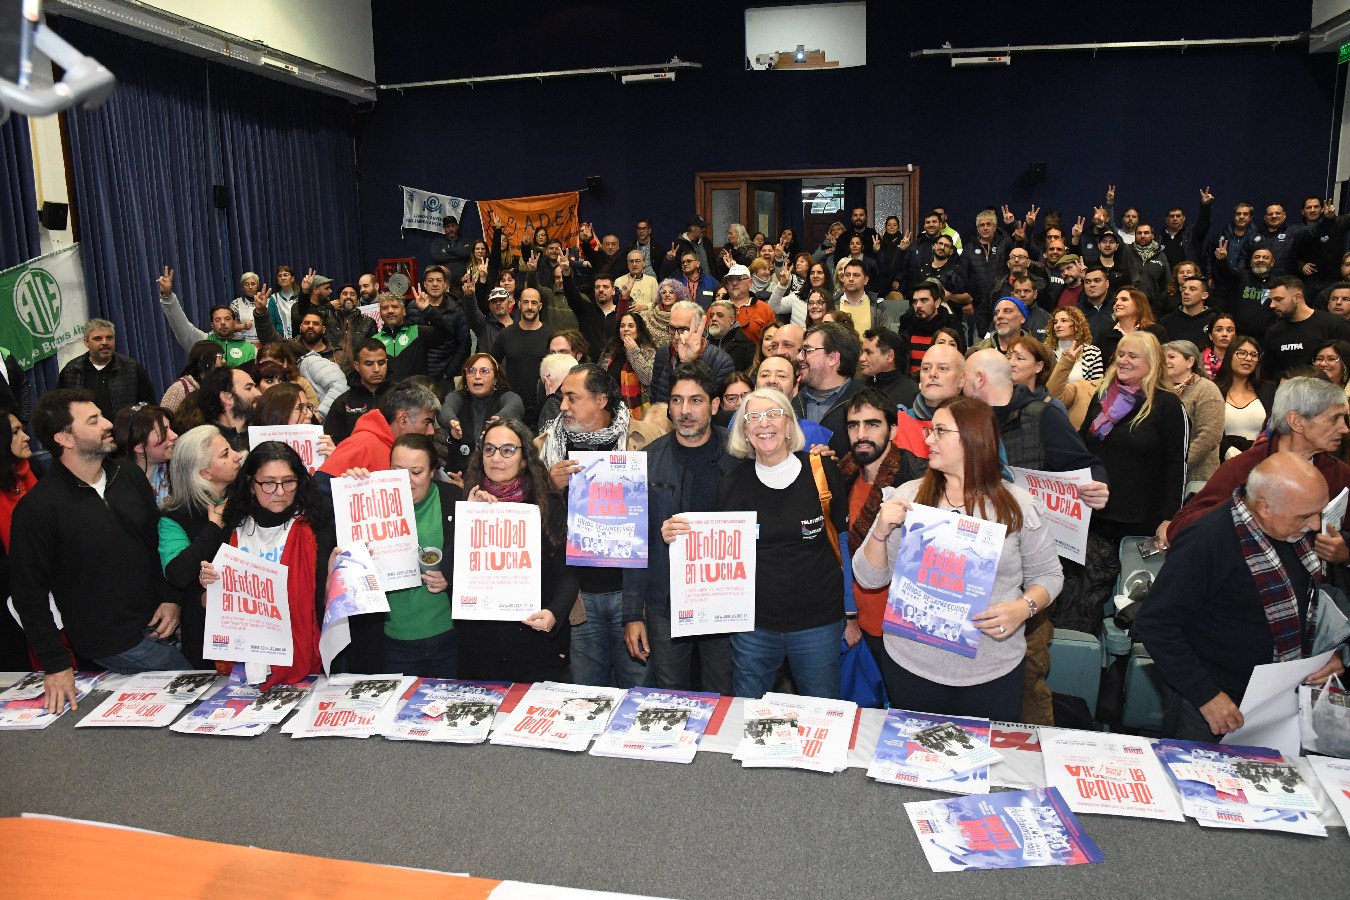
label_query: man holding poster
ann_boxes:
[624,363,739,694]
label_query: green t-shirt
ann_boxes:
[210,334,257,367]
[384,488,452,641]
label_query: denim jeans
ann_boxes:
[570,591,649,688]
[384,629,458,679]
[731,619,844,700]
[94,634,191,674]
[646,608,733,696]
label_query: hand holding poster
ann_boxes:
[883,503,1006,658]
[1009,467,1092,564]
[204,545,292,665]
[452,501,542,620]
[320,543,391,674]
[249,425,325,474]
[669,512,756,638]
[332,470,420,591]
[566,451,648,567]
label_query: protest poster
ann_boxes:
[1009,466,1092,564]
[566,451,648,568]
[451,501,542,620]
[384,679,512,743]
[333,470,420,591]
[868,710,995,795]
[203,545,292,666]
[1155,739,1326,836]
[248,425,325,474]
[1041,729,1184,821]
[320,543,391,674]
[669,512,756,638]
[882,503,1005,658]
[476,191,580,257]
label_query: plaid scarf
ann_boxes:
[1230,488,1323,662]
[838,443,904,549]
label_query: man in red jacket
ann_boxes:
[316,381,440,493]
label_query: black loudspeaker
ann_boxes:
[213,184,229,209]
[586,175,602,194]
[1029,162,1047,184]
[38,201,68,231]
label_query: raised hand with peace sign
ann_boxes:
[1214,237,1229,261]
[156,265,175,297]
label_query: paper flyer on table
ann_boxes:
[171,669,316,737]
[451,501,542,620]
[1307,755,1350,826]
[1008,466,1091,564]
[904,787,1104,872]
[590,687,721,763]
[248,424,325,474]
[1040,729,1184,821]
[1155,739,1326,835]
[669,511,757,638]
[0,672,107,729]
[384,679,512,743]
[735,693,857,773]
[883,503,1006,658]
[565,451,648,568]
[489,682,626,752]
[286,675,410,738]
[118,671,221,703]
[75,690,189,728]
[1224,649,1335,759]
[203,545,293,666]
[333,470,421,590]
[867,710,995,795]
[320,542,391,674]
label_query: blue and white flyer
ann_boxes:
[590,687,721,764]
[1155,739,1326,836]
[384,678,512,743]
[883,503,1006,657]
[566,451,648,568]
[867,710,996,795]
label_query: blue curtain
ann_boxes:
[58,19,361,393]
[0,114,40,269]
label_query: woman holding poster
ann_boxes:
[201,442,333,687]
[854,398,1063,720]
[456,420,577,683]
[716,388,848,700]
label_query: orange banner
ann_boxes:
[477,191,581,259]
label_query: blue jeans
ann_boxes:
[732,619,844,700]
[94,634,191,674]
[570,591,649,688]
[384,629,458,679]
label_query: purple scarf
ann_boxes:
[479,477,526,504]
[1089,380,1143,440]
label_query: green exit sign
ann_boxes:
[1340,42,1350,64]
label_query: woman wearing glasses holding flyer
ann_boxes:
[853,398,1063,720]
[456,420,578,683]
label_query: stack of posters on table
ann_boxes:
[904,787,1104,872]
[734,693,857,773]
[590,687,721,763]
[1040,729,1184,821]
[170,667,317,737]
[1155,739,1326,836]
[75,671,220,728]
[867,710,1001,795]
[488,682,626,752]
[284,674,413,739]
[0,671,108,729]
[383,679,512,743]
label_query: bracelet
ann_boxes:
[872,530,889,543]
[1023,595,1039,618]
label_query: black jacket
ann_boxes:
[57,352,156,420]
[710,326,756,372]
[792,378,866,459]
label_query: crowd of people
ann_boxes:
[1,192,1346,741]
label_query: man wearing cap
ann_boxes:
[1054,254,1085,309]
[665,216,715,278]
[971,297,1033,353]
[430,215,473,283]
[1093,229,1136,295]
[724,263,777,345]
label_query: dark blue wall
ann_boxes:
[359,1,1333,263]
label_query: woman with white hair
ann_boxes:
[706,387,849,698]
[1164,339,1225,482]
[158,425,243,666]
[229,271,261,342]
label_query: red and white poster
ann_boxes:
[203,544,293,666]
[669,512,756,638]
[1041,729,1184,821]
[333,470,420,591]
[1009,467,1092,564]
[452,501,541,621]
[248,425,325,474]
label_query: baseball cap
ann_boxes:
[688,215,708,228]
[488,287,511,301]
[726,264,751,279]
[443,215,459,225]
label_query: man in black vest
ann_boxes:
[56,319,156,420]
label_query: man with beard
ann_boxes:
[295,311,334,360]
[157,266,257,367]
[324,340,390,445]
[56,318,156,420]
[841,207,880,260]
[986,248,1046,312]
[1215,243,1281,341]
[12,389,189,712]
[896,281,963,375]
[197,364,260,451]
[910,234,969,315]
[1127,224,1172,317]
[705,299,755,371]
[794,323,864,458]
[1262,276,1350,380]
[1094,230,1136,295]
[322,283,377,362]
[369,284,465,388]
[725,263,777,344]
[1054,254,1085,310]
[1077,266,1116,343]
[541,364,667,688]
[429,215,473,282]
[623,363,736,693]
[891,343,965,456]
[404,265,471,385]
[839,390,930,684]
[972,297,1033,354]
[491,289,553,424]
[859,328,919,410]
[357,273,379,305]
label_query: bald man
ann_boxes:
[891,343,965,457]
[1138,451,1347,742]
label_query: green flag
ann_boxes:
[0,245,91,370]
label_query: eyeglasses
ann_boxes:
[799,346,826,356]
[1233,349,1261,359]
[292,403,316,415]
[723,391,750,405]
[482,443,520,458]
[254,479,298,494]
[466,366,496,376]
[1316,355,1342,365]
[670,326,692,336]
[743,408,785,424]
[929,425,961,441]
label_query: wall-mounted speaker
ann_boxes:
[213,184,229,209]
[38,201,69,231]
[1029,162,1047,185]
[586,175,602,195]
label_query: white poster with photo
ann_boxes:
[452,501,542,620]
[248,425,325,474]
[669,512,757,638]
[333,470,421,591]
[203,545,292,665]
[1009,467,1093,565]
